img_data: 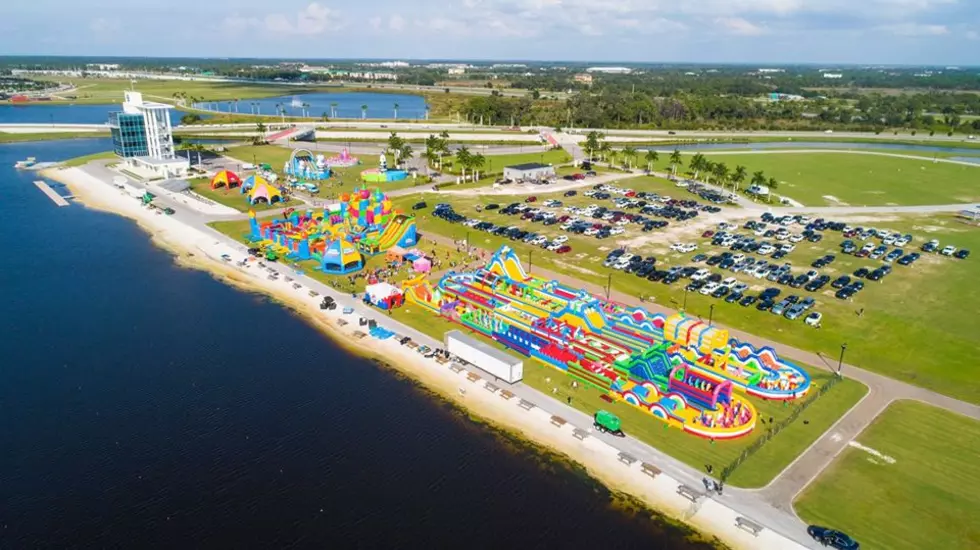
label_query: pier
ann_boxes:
[34,180,70,206]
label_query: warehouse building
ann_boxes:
[503,162,555,182]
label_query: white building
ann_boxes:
[586,67,632,74]
[822,73,844,79]
[108,91,189,178]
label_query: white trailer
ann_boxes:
[445,330,523,384]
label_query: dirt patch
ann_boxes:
[553,260,600,277]
[822,195,849,205]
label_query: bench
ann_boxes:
[735,516,763,537]
[550,415,567,428]
[484,382,499,393]
[518,399,535,411]
[336,319,348,327]
[352,331,367,339]
[499,390,515,400]
[676,485,703,503]
[449,364,464,374]
[617,452,637,466]
[572,428,589,440]
[641,463,662,479]
[466,372,481,383]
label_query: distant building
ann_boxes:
[503,162,555,182]
[447,67,466,75]
[769,92,805,102]
[108,91,188,178]
[573,73,593,84]
[586,67,632,74]
[822,73,844,79]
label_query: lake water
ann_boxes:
[0,139,708,548]
[194,92,427,120]
[645,140,980,155]
[0,103,184,125]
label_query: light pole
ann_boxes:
[709,304,715,326]
[837,343,848,377]
[682,288,689,311]
[528,249,532,273]
[465,230,470,252]
[605,273,611,301]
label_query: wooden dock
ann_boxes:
[34,180,69,206]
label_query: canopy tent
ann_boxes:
[210,170,242,190]
[363,282,404,310]
[244,175,283,205]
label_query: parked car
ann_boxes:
[805,312,823,327]
[806,526,860,550]
[954,248,970,259]
[525,196,537,203]
[412,201,428,210]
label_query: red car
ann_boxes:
[525,196,537,203]
[625,190,637,197]
[556,245,572,253]
[572,173,586,180]
[558,215,570,222]
[702,230,715,238]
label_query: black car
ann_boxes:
[739,295,758,307]
[412,201,428,210]
[756,300,774,312]
[564,190,578,197]
[485,203,500,210]
[807,526,860,550]
[725,292,742,304]
[955,248,970,259]
[831,275,851,289]
[853,267,870,278]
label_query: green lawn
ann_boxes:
[440,148,572,177]
[32,77,300,103]
[406,187,980,403]
[0,131,109,143]
[62,151,117,167]
[667,152,980,206]
[796,401,980,550]
[224,144,428,193]
[187,177,300,212]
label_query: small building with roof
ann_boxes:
[503,162,555,182]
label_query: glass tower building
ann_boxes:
[109,112,149,157]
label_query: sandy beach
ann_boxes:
[44,164,809,550]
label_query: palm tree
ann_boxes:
[644,150,659,172]
[767,177,780,199]
[330,102,338,119]
[321,112,329,122]
[439,130,450,140]
[606,149,620,169]
[713,162,729,187]
[361,104,368,119]
[470,153,486,180]
[669,149,682,175]
[731,165,747,193]
[584,130,603,160]
[398,144,414,168]
[690,153,706,180]
[393,102,400,120]
[598,141,612,163]
[455,146,472,181]
[424,104,431,120]
[751,170,767,188]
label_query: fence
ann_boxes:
[720,374,842,482]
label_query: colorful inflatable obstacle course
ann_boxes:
[404,245,814,440]
[361,151,408,183]
[210,170,242,190]
[325,147,360,168]
[246,187,416,275]
[284,148,330,181]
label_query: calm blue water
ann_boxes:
[195,92,427,120]
[645,140,980,155]
[0,104,184,125]
[0,139,706,548]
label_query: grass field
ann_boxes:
[31,77,300,104]
[223,144,428,193]
[187,177,300,212]
[660,152,980,206]
[396,187,980,403]
[796,401,980,550]
[0,131,109,143]
[440,149,572,177]
[62,151,117,167]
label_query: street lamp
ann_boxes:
[605,273,612,301]
[465,230,470,251]
[682,288,689,311]
[837,343,848,377]
[709,304,715,326]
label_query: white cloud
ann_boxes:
[877,23,949,35]
[388,15,406,31]
[222,2,342,36]
[716,17,768,35]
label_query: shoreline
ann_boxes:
[44,164,809,550]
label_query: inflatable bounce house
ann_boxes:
[247,187,417,275]
[210,170,241,190]
[241,174,284,205]
[284,148,330,181]
[325,147,360,168]
[361,151,408,183]
[363,282,405,310]
[401,245,814,440]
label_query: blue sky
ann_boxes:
[3,0,979,64]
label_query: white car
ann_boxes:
[732,282,749,294]
[758,244,775,255]
[584,227,599,236]
[721,276,737,287]
[805,312,823,327]
[789,234,804,243]
[546,241,563,251]
[531,236,549,246]
[731,254,745,263]
[552,235,569,244]
[675,181,689,188]
[691,269,710,281]
[679,244,698,253]
[669,243,685,252]
[780,243,796,253]
[941,245,956,256]
[700,282,720,295]
[609,227,626,236]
